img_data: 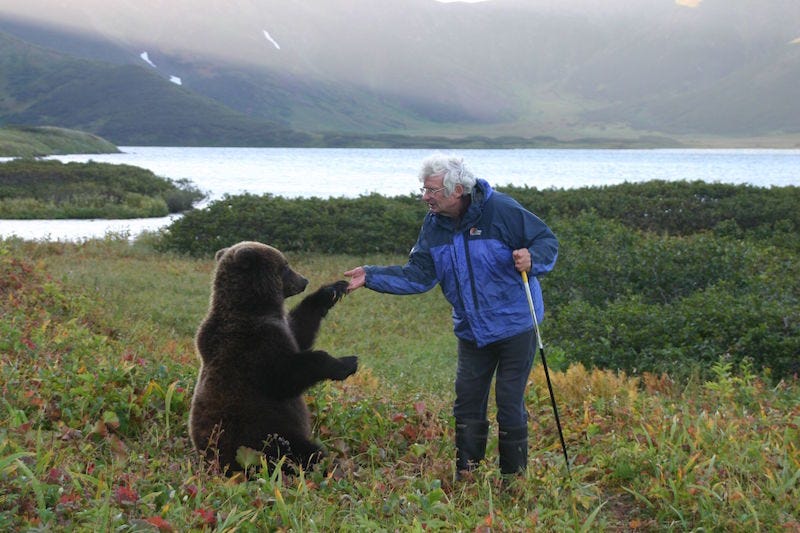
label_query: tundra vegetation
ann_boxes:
[0,159,204,219]
[0,125,119,158]
[1,180,798,531]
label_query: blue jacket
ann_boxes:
[364,179,558,347]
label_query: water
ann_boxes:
[2,146,798,241]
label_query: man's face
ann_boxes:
[422,174,463,218]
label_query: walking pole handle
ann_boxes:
[521,271,543,350]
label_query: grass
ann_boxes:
[2,237,798,531]
[0,125,119,158]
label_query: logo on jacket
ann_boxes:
[469,227,482,236]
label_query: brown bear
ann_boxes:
[188,241,358,475]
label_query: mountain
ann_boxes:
[0,0,798,146]
[0,32,310,146]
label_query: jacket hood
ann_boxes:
[431,178,493,231]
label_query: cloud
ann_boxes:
[170,76,182,85]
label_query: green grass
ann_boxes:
[0,125,119,158]
[2,237,798,531]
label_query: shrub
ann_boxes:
[502,181,800,241]
[0,159,204,218]
[155,181,799,380]
[158,193,427,256]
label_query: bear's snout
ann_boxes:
[283,268,309,297]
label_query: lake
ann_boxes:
[2,146,799,241]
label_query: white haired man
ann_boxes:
[345,153,558,479]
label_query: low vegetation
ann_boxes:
[1,181,797,530]
[0,159,204,219]
[0,125,119,158]
[160,181,800,381]
[1,237,798,531]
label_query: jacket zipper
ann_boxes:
[463,229,480,312]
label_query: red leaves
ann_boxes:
[394,400,442,444]
[474,513,493,532]
[121,350,148,367]
[401,422,419,441]
[183,483,216,527]
[21,338,37,351]
[193,508,217,527]
[57,492,81,508]
[23,389,44,408]
[184,483,199,499]
[0,257,34,293]
[114,485,139,507]
[144,516,174,532]
[45,467,70,485]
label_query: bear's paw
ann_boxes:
[331,355,358,380]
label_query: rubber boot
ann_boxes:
[455,419,489,479]
[498,425,528,475]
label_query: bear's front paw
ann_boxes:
[317,280,349,309]
[331,356,358,380]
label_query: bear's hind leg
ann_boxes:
[283,437,326,472]
[259,434,324,473]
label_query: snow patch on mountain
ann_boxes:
[170,76,182,85]
[139,51,156,67]
[262,30,280,50]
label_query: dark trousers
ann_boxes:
[453,330,535,428]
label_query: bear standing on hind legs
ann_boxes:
[188,241,358,475]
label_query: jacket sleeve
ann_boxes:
[525,211,558,277]
[363,224,439,295]
[500,195,558,277]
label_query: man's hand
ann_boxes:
[344,266,366,293]
[512,248,531,273]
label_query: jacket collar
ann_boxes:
[431,179,493,231]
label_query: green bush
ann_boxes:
[549,284,799,380]
[159,180,800,257]
[155,181,799,380]
[502,181,800,241]
[0,159,204,218]
[158,193,428,256]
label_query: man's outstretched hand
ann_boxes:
[343,267,366,293]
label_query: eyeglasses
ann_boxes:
[419,186,447,196]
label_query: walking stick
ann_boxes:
[521,271,571,478]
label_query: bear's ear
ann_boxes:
[214,247,229,262]
[232,247,264,270]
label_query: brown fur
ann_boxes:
[188,241,357,474]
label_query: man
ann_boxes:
[345,153,558,477]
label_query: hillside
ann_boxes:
[0,125,118,157]
[1,0,799,145]
[0,33,309,146]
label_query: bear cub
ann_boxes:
[189,241,358,474]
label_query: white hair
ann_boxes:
[418,154,477,196]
